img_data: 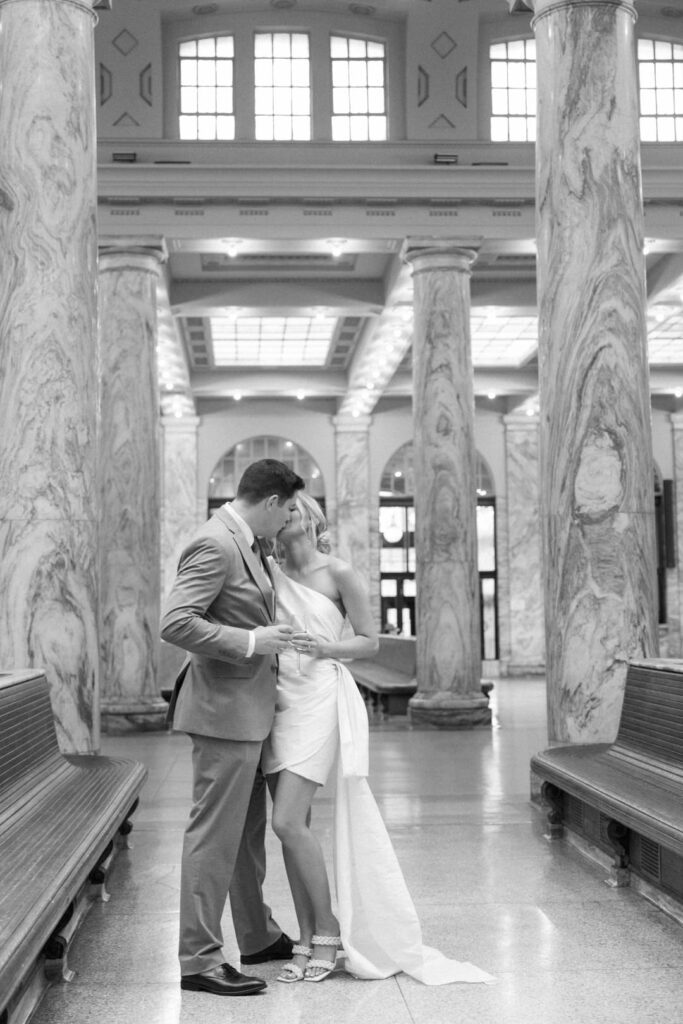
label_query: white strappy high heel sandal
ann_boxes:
[304,935,343,982]
[277,944,312,983]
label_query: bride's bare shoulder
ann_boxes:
[326,555,358,586]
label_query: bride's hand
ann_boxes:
[290,631,327,659]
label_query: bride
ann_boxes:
[261,493,494,987]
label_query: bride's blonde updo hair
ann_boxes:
[298,492,332,554]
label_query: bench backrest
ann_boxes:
[613,662,683,769]
[0,671,61,805]
[377,635,416,675]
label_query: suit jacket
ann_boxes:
[160,507,278,741]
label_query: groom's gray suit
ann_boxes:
[161,505,283,975]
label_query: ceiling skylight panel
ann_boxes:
[210,316,336,366]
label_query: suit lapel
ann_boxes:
[214,507,275,620]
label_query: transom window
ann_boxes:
[331,35,387,141]
[254,32,311,140]
[490,39,536,142]
[209,437,324,502]
[638,38,683,142]
[179,36,234,140]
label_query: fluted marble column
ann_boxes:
[161,415,200,601]
[98,247,167,731]
[533,0,658,743]
[332,415,373,590]
[503,413,545,674]
[0,0,99,753]
[404,246,490,728]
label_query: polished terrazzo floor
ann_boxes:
[33,679,683,1024]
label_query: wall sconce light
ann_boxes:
[325,238,347,259]
[222,238,242,258]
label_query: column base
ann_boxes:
[101,699,168,735]
[408,692,492,729]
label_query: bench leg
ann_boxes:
[604,819,631,888]
[89,841,114,902]
[540,782,564,840]
[43,934,76,984]
[117,798,140,850]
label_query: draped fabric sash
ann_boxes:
[333,661,495,985]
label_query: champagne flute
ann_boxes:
[290,618,309,674]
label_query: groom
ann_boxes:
[161,458,305,996]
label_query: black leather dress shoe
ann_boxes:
[240,932,293,965]
[180,962,266,996]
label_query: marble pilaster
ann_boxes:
[503,413,545,674]
[161,415,200,601]
[0,0,99,753]
[533,0,658,743]
[332,415,373,591]
[98,247,167,731]
[669,415,683,658]
[404,246,490,728]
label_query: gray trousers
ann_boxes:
[179,733,282,975]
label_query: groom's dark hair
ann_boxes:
[237,459,305,504]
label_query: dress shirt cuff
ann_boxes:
[246,630,256,658]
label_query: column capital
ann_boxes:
[402,239,480,276]
[161,414,200,432]
[332,413,372,432]
[98,237,168,270]
[0,0,97,17]
[529,0,637,25]
[503,411,540,429]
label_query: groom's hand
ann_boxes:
[253,624,295,655]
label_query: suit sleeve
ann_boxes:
[160,535,251,662]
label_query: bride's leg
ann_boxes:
[271,769,339,975]
[268,771,317,976]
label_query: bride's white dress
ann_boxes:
[261,564,495,986]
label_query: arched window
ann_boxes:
[178,36,235,140]
[176,29,390,142]
[489,35,683,143]
[330,35,387,141]
[208,436,324,511]
[379,442,495,498]
[638,39,683,142]
[254,32,311,141]
[489,38,536,142]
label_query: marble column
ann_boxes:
[503,413,545,674]
[0,0,99,753]
[669,415,683,658]
[332,415,373,593]
[404,246,490,728]
[533,0,658,743]
[98,246,167,731]
[161,415,201,601]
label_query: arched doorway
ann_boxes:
[378,442,498,659]
[207,435,325,513]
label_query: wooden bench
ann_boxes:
[350,635,495,717]
[531,659,683,899]
[350,635,418,716]
[0,670,147,1024]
